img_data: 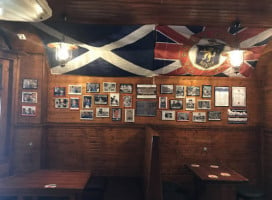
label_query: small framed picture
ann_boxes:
[215,86,229,107]
[22,105,36,116]
[94,94,108,105]
[22,79,38,89]
[55,98,69,108]
[192,112,206,122]
[136,84,157,99]
[103,82,116,92]
[136,101,157,116]
[185,97,195,111]
[159,96,168,109]
[162,110,175,120]
[96,107,110,118]
[208,111,221,121]
[68,85,82,95]
[112,108,122,121]
[177,112,190,122]
[120,84,133,93]
[202,85,212,98]
[125,109,135,122]
[160,84,174,94]
[86,83,100,93]
[22,92,37,103]
[70,97,80,110]
[123,95,132,107]
[80,110,94,120]
[197,100,211,109]
[110,93,120,106]
[53,87,66,97]
[187,86,200,96]
[169,99,183,109]
[232,87,246,107]
[82,95,92,109]
[176,85,186,98]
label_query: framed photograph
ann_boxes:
[82,95,92,109]
[232,87,246,107]
[192,112,206,122]
[120,84,133,93]
[96,107,110,118]
[202,85,212,98]
[176,85,186,98]
[55,98,69,108]
[80,110,94,120]
[53,87,66,96]
[21,105,36,116]
[70,97,80,110]
[94,94,108,105]
[103,82,116,92]
[185,97,195,111]
[197,100,211,109]
[68,85,82,95]
[125,109,135,122]
[187,86,200,96]
[123,95,132,107]
[160,84,174,94]
[86,83,100,93]
[110,93,120,106]
[136,84,157,99]
[22,92,37,103]
[159,96,168,109]
[136,101,157,116]
[215,86,229,107]
[112,108,122,121]
[177,112,190,122]
[22,79,38,89]
[169,99,183,109]
[162,110,175,120]
[208,111,221,121]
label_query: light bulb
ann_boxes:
[229,50,244,67]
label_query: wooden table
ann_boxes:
[0,170,91,200]
[186,163,248,200]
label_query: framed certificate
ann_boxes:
[232,87,246,107]
[214,86,229,107]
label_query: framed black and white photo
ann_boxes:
[82,95,92,109]
[125,109,135,122]
[170,99,183,109]
[136,84,157,99]
[80,110,94,120]
[22,92,37,103]
[86,83,100,93]
[112,108,122,121]
[202,85,212,98]
[215,86,229,107]
[120,84,133,93]
[160,84,174,94]
[208,111,221,121]
[177,112,190,122]
[232,87,246,107]
[136,101,157,116]
[110,93,120,106]
[162,110,175,120]
[176,85,186,98]
[96,107,110,118]
[192,112,206,122]
[22,105,36,116]
[197,100,211,109]
[55,98,69,108]
[22,79,38,89]
[187,86,200,96]
[123,95,132,107]
[53,87,66,97]
[159,96,168,109]
[94,94,108,105]
[185,97,195,111]
[70,97,80,110]
[68,85,82,95]
[103,82,116,92]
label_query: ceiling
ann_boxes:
[46,0,272,27]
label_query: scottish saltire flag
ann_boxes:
[32,22,156,77]
[155,25,272,77]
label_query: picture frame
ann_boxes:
[162,110,175,120]
[80,110,94,120]
[176,112,190,122]
[123,95,132,107]
[124,109,135,122]
[197,100,211,109]
[169,99,183,109]
[110,93,120,106]
[185,97,195,111]
[21,105,36,116]
[202,85,212,98]
[70,97,80,110]
[22,92,37,103]
[136,84,157,99]
[82,95,92,109]
[232,86,246,107]
[55,98,69,108]
[112,108,122,121]
[53,87,66,97]
[214,86,229,107]
[96,107,110,118]
[120,83,133,93]
[159,96,168,109]
[192,112,206,122]
[136,101,157,116]
[103,82,116,92]
[68,85,82,95]
[94,94,108,105]
[86,83,100,93]
[208,111,221,121]
[176,85,186,98]
[228,108,248,124]
[160,84,174,94]
[22,78,38,89]
[186,86,200,96]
